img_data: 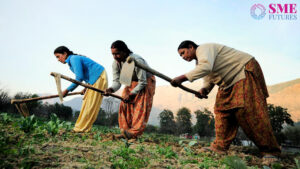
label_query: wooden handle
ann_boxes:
[132,59,201,96]
[50,72,124,101]
[11,92,82,104]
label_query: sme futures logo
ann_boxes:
[251,3,297,20]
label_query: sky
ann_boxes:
[0,0,299,97]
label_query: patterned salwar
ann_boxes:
[73,71,108,132]
[118,76,156,138]
[211,59,281,155]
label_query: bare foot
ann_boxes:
[121,129,134,140]
[112,134,124,140]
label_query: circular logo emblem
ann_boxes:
[250,4,266,20]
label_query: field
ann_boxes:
[0,113,299,169]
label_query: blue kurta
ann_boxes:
[65,55,105,91]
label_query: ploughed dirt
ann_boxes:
[1,129,299,169]
[0,116,299,169]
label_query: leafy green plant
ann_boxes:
[188,140,198,147]
[295,158,300,169]
[81,134,88,142]
[46,120,59,136]
[93,132,102,141]
[222,156,247,169]
[198,156,220,169]
[178,140,195,156]
[184,146,193,156]
[0,113,12,124]
[19,115,37,133]
[45,113,65,136]
[19,145,35,156]
[63,121,72,131]
[77,157,87,163]
[180,159,198,165]
[0,131,9,155]
[121,138,133,148]
[271,163,282,169]
[262,162,283,169]
[137,145,145,153]
[110,145,148,169]
[156,146,178,159]
[245,155,253,162]
[19,158,37,169]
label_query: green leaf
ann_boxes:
[223,156,247,169]
[188,140,197,147]
[294,158,300,169]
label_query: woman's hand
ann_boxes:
[104,88,114,96]
[62,89,69,97]
[124,93,136,103]
[81,88,87,95]
[170,75,188,87]
[195,88,208,99]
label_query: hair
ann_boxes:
[111,40,133,56]
[54,46,75,56]
[177,40,198,50]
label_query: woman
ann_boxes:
[171,40,280,164]
[105,40,156,140]
[54,46,108,132]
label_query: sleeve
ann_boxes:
[109,61,122,92]
[185,44,218,82]
[67,57,84,91]
[202,76,215,94]
[130,58,147,94]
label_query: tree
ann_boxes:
[268,104,294,144]
[193,108,215,137]
[94,108,118,127]
[283,125,300,146]
[11,92,43,115]
[144,124,158,133]
[108,112,119,127]
[176,107,192,135]
[45,103,73,121]
[0,89,10,112]
[94,108,107,126]
[74,110,80,119]
[268,104,294,133]
[159,109,176,134]
[101,97,120,127]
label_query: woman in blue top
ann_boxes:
[54,46,108,132]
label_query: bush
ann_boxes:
[19,115,38,133]
[0,89,10,112]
